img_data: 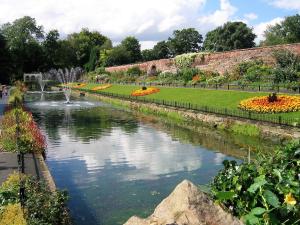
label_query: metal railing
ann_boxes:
[78,88,300,128]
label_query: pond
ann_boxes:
[26,92,278,225]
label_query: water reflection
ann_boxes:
[26,93,278,225]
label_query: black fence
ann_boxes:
[96,82,300,94]
[78,88,300,128]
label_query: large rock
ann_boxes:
[124,180,243,225]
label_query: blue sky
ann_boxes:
[0,0,299,49]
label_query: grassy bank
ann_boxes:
[78,83,300,124]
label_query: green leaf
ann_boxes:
[243,213,260,225]
[273,169,282,182]
[250,207,266,215]
[263,190,280,208]
[215,191,235,200]
[247,176,267,193]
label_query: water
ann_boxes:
[26,93,278,225]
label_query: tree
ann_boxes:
[262,14,300,46]
[85,46,101,71]
[203,22,256,51]
[1,16,44,79]
[153,41,171,59]
[142,49,156,61]
[0,33,12,84]
[67,28,109,66]
[121,36,142,63]
[43,30,61,69]
[106,45,131,66]
[168,28,202,55]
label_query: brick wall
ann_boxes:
[105,43,300,75]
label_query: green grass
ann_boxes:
[79,83,300,123]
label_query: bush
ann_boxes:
[177,68,200,83]
[0,173,71,225]
[211,141,300,225]
[0,107,46,153]
[244,65,273,82]
[0,204,27,225]
[126,66,142,77]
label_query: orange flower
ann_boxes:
[192,75,200,81]
[91,84,112,91]
[239,95,300,113]
[131,87,160,96]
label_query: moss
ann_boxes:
[229,123,260,137]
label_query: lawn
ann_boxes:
[78,83,300,123]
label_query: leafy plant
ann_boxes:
[211,141,300,225]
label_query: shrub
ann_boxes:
[244,65,273,82]
[0,108,46,153]
[211,141,300,225]
[177,68,200,83]
[174,53,199,69]
[126,66,142,77]
[0,204,27,225]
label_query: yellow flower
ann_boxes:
[284,193,297,205]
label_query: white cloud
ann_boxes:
[198,0,237,30]
[140,41,158,50]
[268,0,300,10]
[0,0,206,42]
[253,17,284,43]
[244,13,258,21]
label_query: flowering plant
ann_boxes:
[239,95,300,113]
[91,84,112,91]
[131,87,160,96]
[0,108,46,153]
[72,83,86,88]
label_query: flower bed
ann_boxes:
[0,107,46,153]
[131,87,160,96]
[72,83,86,88]
[239,95,300,113]
[91,84,112,91]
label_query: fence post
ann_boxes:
[175,101,177,107]
[278,116,282,125]
[227,84,229,90]
[258,85,260,91]
[248,111,251,119]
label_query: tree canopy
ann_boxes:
[262,14,300,46]
[203,22,256,51]
[168,28,202,55]
[121,36,142,63]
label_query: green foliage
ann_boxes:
[0,173,71,225]
[229,123,260,137]
[244,65,273,82]
[262,14,300,46]
[153,41,171,59]
[121,36,142,63]
[168,28,202,55]
[203,22,256,51]
[1,16,44,80]
[0,33,12,84]
[272,50,300,83]
[85,46,101,72]
[106,45,131,66]
[126,66,142,77]
[211,141,300,225]
[142,49,156,61]
[174,53,199,69]
[177,68,200,83]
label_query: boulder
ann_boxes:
[124,180,243,225]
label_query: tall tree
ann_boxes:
[43,30,61,69]
[1,16,44,79]
[142,49,155,61]
[106,45,131,66]
[153,41,171,59]
[67,28,108,66]
[121,36,142,63]
[203,22,256,51]
[0,33,12,84]
[262,14,300,46]
[168,28,202,55]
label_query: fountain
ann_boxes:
[54,67,83,104]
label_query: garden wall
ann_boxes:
[105,43,300,75]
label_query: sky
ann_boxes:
[0,0,299,49]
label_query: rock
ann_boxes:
[124,180,243,225]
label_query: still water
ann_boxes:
[26,93,276,225]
